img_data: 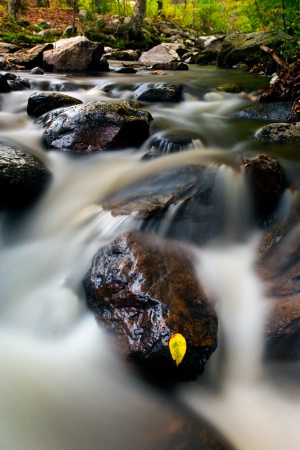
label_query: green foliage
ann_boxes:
[0,31,46,44]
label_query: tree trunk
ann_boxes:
[128,0,146,40]
[7,0,19,19]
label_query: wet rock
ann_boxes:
[84,230,218,381]
[139,43,184,64]
[43,36,104,72]
[143,134,194,158]
[133,83,184,102]
[257,212,300,361]
[30,66,45,75]
[217,30,292,68]
[254,122,300,144]
[243,154,287,220]
[9,43,53,70]
[98,56,110,72]
[151,62,189,71]
[0,144,52,210]
[189,38,223,65]
[0,73,11,93]
[235,102,296,122]
[113,66,137,74]
[102,164,217,219]
[27,91,83,118]
[41,100,152,152]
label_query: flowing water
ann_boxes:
[0,65,300,449]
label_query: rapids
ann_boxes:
[0,65,299,450]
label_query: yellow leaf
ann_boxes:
[169,333,187,367]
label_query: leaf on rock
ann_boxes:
[169,333,187,366]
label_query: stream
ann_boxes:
[0,64,300,450]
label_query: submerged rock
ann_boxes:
[40,100,152,152]
[235,102,295,122]
[27,91,83,118]
[0,145,52,210]
[84,230,218,381]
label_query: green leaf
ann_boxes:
[169,333,187,367]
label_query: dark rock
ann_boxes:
[217,30,292,68]
[27,91,83,118]
[236,102,296,122]
[257,213,300,361]
[107,50,140,61]
[41,100,152,152]
[84,230,218,381]
[151,62,188,71]
[133,83,184,102]
[102,164,217,219]
[7,77,31,91]
[254,123,300,143]
[9,43,53,70]
[43,36,104,72]
[63,25,77,36]
[98,56,110,72]
[0,144,52,210]
[243,154,287,220]
[0,73,11,93]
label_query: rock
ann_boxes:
[235,102,296,122]
[0,73,11,93]
[106,50,140,61]
[217,30,292,68]
[0,43,19,53]
[257,214,300,361]
[40,100,152,152]
[7,76,30,91]
[0,144,52,210]
[143,134,194,158]
[216,83,243,93]
[139,43,184,64]
[113,66,137,74]
[133,83,184,102]
[27,91,83,118]
[37,28,60,38]
[98,56,110,72]
[30,66,45,75]
[190,38,223,65]
[43,36,104,72]
[102,164,217,219]
[9,43,53,70]
[157,21,184,37]
[84,230,218,381]
[151,62,188,71]
[63,25,77,36]
[254,123,300,143]
[243,154,287,220]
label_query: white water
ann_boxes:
[0,70,300,449]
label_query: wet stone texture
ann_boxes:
[257,201,300,361]
[84,230,218,381]
[0,144,52,210]
[41,100,152,152]
[27,91,83,118]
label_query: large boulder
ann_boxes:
[139,43,184,64]
[40,100,152,152]
[0,145,52,210]
[9,43,53,70]
[43,36,104,72]
[84,230,218,381]
[235,102,296,122]
[217,30,292,68]
[27,91,83,118]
